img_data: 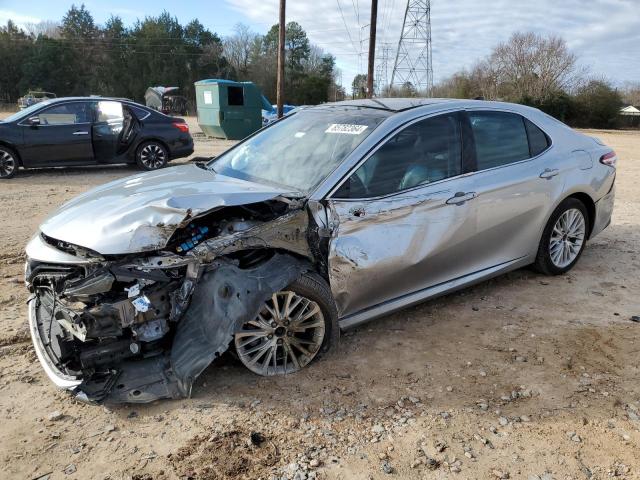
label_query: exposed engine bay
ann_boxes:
[26,196,331,404]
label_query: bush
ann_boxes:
[571,81,623,129]
[519,92,575,124]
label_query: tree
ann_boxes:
[0,21,32,102]
[61,4,96,39]
[0,7,342,107]
[572,80,622,129]
[23,21,61,39]
[492,32,580,102]
[434,32,581,104]
[352,74,367,99]
[224,24,259,78]
[621,82,640,106]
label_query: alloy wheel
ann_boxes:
[549,208,586,268]
[234,291,326,376]
[0,149,16,178]
[139,144,167,169]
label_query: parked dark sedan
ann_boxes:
[0,97,194,179]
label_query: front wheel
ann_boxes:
[533,198,589,275]
[234,272,338,376]
[136,141,168,171]
[0,147,18,179]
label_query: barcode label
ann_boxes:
[325,124,369,135]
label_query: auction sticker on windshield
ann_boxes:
[325,124,368,135]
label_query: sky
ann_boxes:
[1,0,639,90]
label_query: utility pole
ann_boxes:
[276,0,286,117]
[366,0,378,98]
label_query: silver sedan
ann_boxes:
[25,98,616,403]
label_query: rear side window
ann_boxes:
[525,119,550,156]
[469,111,530,170]
[129,105,151,120]
[96,101,124,123]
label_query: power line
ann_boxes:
[336,0,361,56]
[351,0,361,25]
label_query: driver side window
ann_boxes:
[334,112,462,198]
[36,102,93,125]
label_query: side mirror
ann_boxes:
[28,116,41,126]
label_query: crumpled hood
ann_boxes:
[39,164,298,255]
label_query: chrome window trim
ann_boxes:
[324,107,465,200]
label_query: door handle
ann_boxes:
[73,131,89,136]
[539,168,559,179]
[445,191,477,205]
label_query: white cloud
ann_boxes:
[0,9,41,28]
[225,0,640,90]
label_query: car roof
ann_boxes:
[314,97,544,115]
[324,98,459,111]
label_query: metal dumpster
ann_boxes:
[194,79,272,140]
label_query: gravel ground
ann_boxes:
[0,116,639,479]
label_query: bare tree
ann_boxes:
[487,32,581,101]
[223,23,258,77]
[23,20,61,38]
[434,32,583,102]
[621,82,640,106]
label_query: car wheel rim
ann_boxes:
[0,150,16,177]
[234,291,325,376]
[549,208,586,268]
[140,144,166,169]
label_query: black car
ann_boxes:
[0,97,194,179]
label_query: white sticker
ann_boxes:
[325,124,368,135]
[294,132,306,138]
[203,91,213,105]
[125,284,140,298]
[132,295,151,313]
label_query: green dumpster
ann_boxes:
[194,79,272,140]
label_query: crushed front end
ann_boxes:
[26,196,318,404]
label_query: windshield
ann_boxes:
[209,107,390,193]
[2,101,53,123]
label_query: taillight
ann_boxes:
[599,151,617,167]
[172,122,189,133]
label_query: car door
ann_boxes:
[92,100,125,163]
[466,110,565,269]
[20,101,94,166]
[326,112,479,317]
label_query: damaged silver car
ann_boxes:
[26,98,617,403]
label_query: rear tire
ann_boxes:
[135,141,168,171]
[0,146,18,179]
[234,272,339,376]
[533,198,589,275]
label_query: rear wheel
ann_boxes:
[136,141,168,171]
[533,198,589,275]
[234,272,338,376]
[0,147,18,179]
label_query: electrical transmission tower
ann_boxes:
[375,43,392,96]
[391,0,433,95]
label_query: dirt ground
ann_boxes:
[0,116,639,480]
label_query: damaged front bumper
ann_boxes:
[28,297,82,390]
[25,200,316,404]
